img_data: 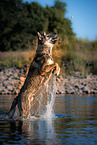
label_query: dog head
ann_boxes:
[37,32,58,47]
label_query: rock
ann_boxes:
[0,86,6,93]
[79,89,83,94]
[66,89,74,94]
[7,85,14,92]
[0,88,10,95]
[82,86,91,94]
[81,82,87,86]
[3,81,10,86]
[75,85,79,89]
[0,67,97,94]
[90,90,97,94]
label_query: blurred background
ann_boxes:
[0,0,97,75]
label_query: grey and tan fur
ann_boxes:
[8,32,60,118]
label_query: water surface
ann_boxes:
[0,94,97,145]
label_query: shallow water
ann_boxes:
[0,94,97,145]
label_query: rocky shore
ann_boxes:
[0,67,97,95]
[56,72,97,94]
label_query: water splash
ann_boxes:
[43,75,56,119]
[28,74,56,119]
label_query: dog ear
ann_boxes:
[37,32,42,40]
[44,32,46,36]
[44,32,47,39]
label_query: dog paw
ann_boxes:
[54,63,60,76]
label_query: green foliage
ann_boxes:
[0,0,75,51]
[53,37,97,75]
[18,60,22,68]
[91,39,97,50]
[0,0,23,51]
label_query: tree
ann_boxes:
[0,0,75,51]
[0,0,23,51]
[45,0,75,40]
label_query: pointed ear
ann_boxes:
[37,32,41,38]
[44,32,47,39]
[44,32,46,36]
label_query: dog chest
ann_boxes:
[47,58,54,65]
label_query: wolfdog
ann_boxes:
[8,32,60,118]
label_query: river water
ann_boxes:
[0,94,97,145]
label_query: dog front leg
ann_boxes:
[41,63,60,76]
[54,63,60,76]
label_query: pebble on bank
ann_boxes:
[0,67,97,95]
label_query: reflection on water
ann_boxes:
[0,119,57,145]
[0,94,97,145]
[54,95,97,145]
[54,95,97,118]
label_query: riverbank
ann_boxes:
[0,67,97,95]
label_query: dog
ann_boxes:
[34,32,60,76]
[8,32,60,118]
